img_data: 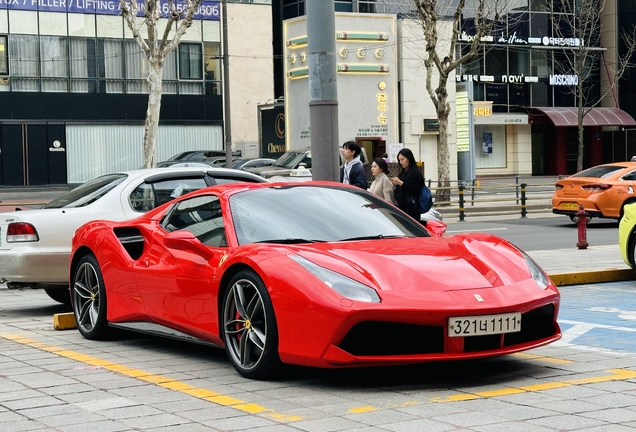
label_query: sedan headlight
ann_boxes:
[290,255,381,303]
[521,251,551,289]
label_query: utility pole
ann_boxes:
[306,0,339,181]
[221,0,233,167]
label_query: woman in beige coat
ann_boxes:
[368,157,396,204]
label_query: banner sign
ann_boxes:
[260,104,286,159]
[0,0,220,21]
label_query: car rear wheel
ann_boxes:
[222,269,281,379]
[71,254,109,340]
[43,286,71,306]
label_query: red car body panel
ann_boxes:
[70,182,561,370]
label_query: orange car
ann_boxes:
[552,162,636,222]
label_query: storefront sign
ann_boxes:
[549,74,579,86]
[473,101,492,117]
[459,31,583,47]
[0,0,220,20]
[260,105,286,159]
[474,114,528,125]
[457,75,539,83]
[456,91,470,152]
[423,119,439,132]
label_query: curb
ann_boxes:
[549,268,635,287]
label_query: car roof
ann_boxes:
[114,166,266,182]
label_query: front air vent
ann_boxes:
[114,227,145,260]
[338,321,444,356]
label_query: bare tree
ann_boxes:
[120,0,206,168]
[414,0,508,202]
[552,0,636,172]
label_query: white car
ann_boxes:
[0,167,266,304]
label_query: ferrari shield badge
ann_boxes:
[474,294,484,302]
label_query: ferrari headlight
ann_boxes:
[522,251,550,289]
[290,255,380,303]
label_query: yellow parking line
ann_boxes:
[1,334,302,422]
[430,369,636,403]
[348,406,377,414]
[511,352,574,364]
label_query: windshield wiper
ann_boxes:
[253,238,326,244]
[340,234,410,242]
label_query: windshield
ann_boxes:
[274,151,306,169]
[230,185,430,245]
[167,152,194,161]
[43,174,127,209]
[573,165,627,179]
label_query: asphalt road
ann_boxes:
[445,215,619,252]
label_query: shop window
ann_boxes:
[529,12,550,37]
[530,0,550,12]
[204,43,221,95]
[509,49,529,76]
[0,36,7,75]
[125,40,149,93]
[179,43,203,80]
[70,38,96,93]
[40,36,69,92]
[9,34,39,92]
[98,39,125,93]
[334,0,352,12]
[485,47,507,77]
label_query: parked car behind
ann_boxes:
[552,162,636,223]
[232,158,276,171]
[157,150,242,168]
[0,167,266,305]
[246,148,367,178]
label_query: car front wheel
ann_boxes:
[222,269,281,379]
[72,254,109,340]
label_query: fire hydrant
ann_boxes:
[576,204,589,249]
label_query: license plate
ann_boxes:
[448,312,521,337]
[560,202,579,210]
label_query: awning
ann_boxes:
[527,107,636,127]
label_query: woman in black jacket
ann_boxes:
[391,148,424,221]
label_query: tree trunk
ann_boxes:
[577,88,584,173]
[143,59,164,169]
[436,90,451,203]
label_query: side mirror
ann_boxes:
[163,230,215,260]
[425,220,447,237]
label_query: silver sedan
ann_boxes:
[0,167,266,304]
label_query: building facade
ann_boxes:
[0,0,273,186]
[275,0,634,180]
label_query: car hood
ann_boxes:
[290,234,534,292]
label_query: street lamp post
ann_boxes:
[221,0,233,167]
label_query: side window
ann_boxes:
[163,195,227,247]
[622,171,636,181]
[129,177,209,213]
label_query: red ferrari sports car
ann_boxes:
[69,182,561,379]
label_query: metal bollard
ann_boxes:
[520,183,527,218]
[458,185,465,222]
[576,204,589,249]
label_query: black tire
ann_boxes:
[629,235,636,276]
[71,254,109,340]
[620,200,636,220]
[43,286,71,306]
[222,269,281,379]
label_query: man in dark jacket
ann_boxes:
[340,141,368,189]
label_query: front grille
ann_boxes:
[338,321,444,356]
[464,334,501,352]
[504,304,556,347]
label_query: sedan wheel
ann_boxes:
[222,270,281,379]
[72,255,109,340]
